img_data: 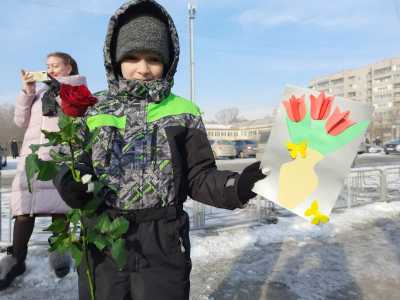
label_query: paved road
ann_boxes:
[190,216,400,300]
[353,153,400,168]
[4,215,400,300]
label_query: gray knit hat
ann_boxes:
[115,14,170,67]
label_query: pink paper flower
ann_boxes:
[310,91,334,120]
[325,107,356,136]
[283,95,306,122]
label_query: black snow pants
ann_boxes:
[78,206,192,300]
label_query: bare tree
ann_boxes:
[0,104,25,153]
[214,107,240,125]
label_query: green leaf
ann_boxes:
[36,160,59,181]
[41,130,62,145]
[29,142,54,154]
[95,213,112,234]
[29,144,41,154]
[59,236,74,252]
[86,230,96,243]
[58,113,72,130]
[69,209,82,226]
[82,197,103,216]
[48,233,69,252]
[61,122,78,141]
[49,149,72,163]
[25,153,40,193]
[46,218,66,234]
[84,128,100,152]
[109,217,129,239]
[93,181,106,195]
[111,239,127,270]
[86,229,110,251]
[70,243,83,267]
[94,236,109,251]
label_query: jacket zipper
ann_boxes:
[142,103,148,208]
[151,124,158,170]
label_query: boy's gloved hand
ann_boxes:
[237,161,267,204]
[53,152,96,209]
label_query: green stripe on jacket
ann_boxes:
[86,114,127,132]
[146,93,201,123]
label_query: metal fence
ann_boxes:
[188,166,400,229]
[1,166,400,245]
[335,167,385,209]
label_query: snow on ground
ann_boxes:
[1,157,400,299]
[190,201,400,263]
[0,201,399,300]
[0,157,18,177]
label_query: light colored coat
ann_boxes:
[11,75,87,216]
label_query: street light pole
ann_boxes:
[188,1,204,228]
[188,1,196,102]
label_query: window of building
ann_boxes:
[374,75,391,83]
[348,83,357,89]
[374,66,392,76]
[317,80,329,87]
[331,78,344,85]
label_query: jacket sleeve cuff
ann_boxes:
[223,173,245,209]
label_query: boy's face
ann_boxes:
[120,51,164,81]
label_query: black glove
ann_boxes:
[237,161,266,204]
[53,152,95,209]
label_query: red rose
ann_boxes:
[60,84,97,117]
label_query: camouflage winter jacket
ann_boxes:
[81,0,243,211]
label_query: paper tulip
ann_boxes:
[310,91,334,120]
[325,107,356,136]
[283,95,306,122]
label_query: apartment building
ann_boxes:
[205,119,273,143]
[309,57,400,141]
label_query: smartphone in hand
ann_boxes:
[28,71,50,82]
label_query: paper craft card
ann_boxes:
[253,85,373,224]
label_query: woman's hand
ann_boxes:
[20,69,36,95]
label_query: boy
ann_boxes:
[55,1,266,299]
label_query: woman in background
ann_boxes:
[0,52,88,290]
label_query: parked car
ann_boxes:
[211,140,237,159]
[383,139,400,154]
[233,140,257,158]
[357,142,371,154]
[368,145,383,153]
[0,145,7,170]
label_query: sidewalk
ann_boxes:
[0,201,399,299]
